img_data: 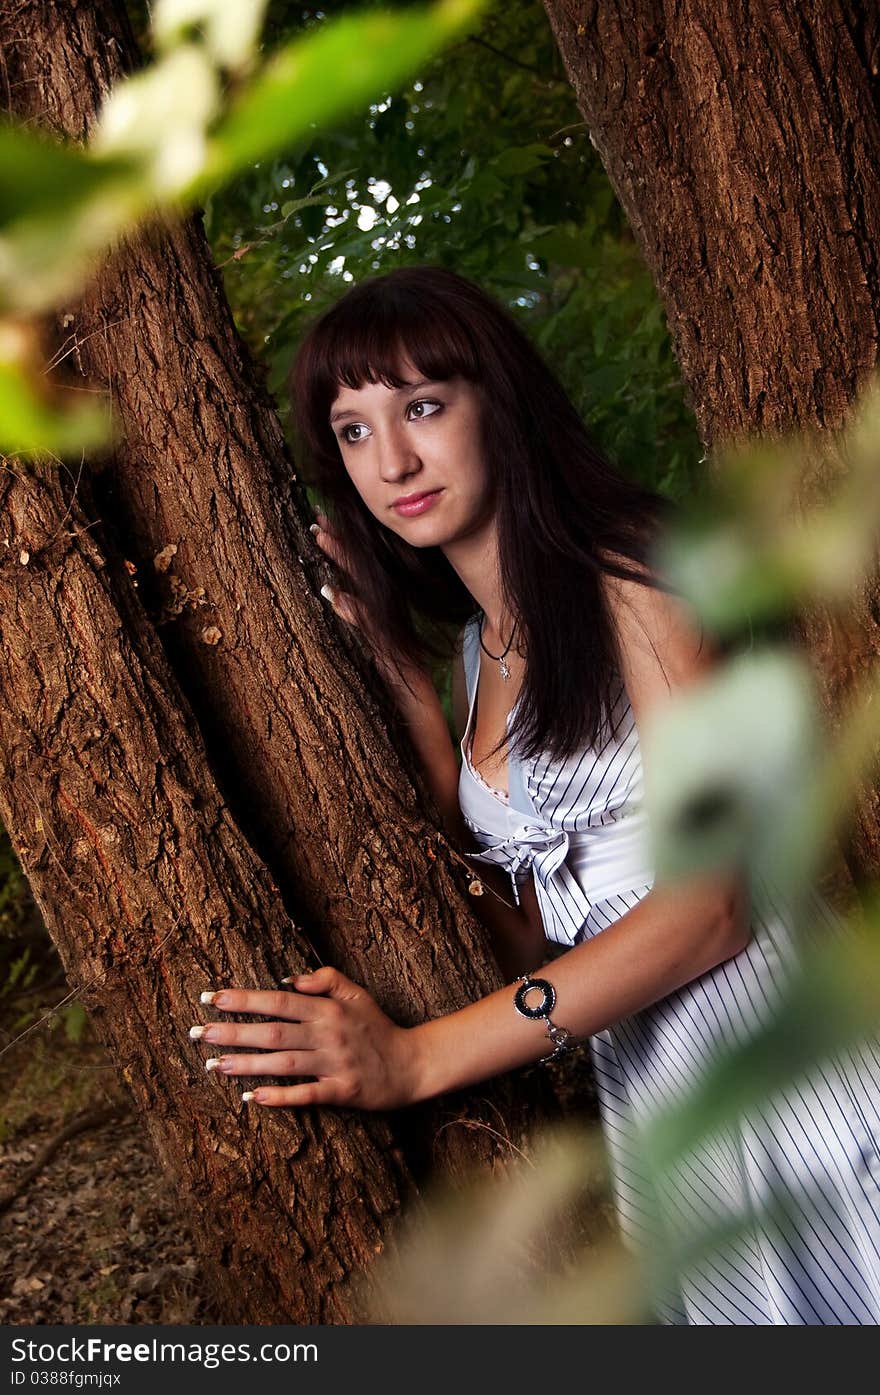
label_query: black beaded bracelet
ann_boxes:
[513,973,575,1064]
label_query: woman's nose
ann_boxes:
[377,428,421,481]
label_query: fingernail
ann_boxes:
[320,584,335,604]
[200,991,220,1005]
[280,975,296,985]
[309,523,320,535]
[205,1057,224,1072]
[242,1091,258,1102]
[189,1025,208,1040]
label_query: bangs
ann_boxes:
[306,279,482,407]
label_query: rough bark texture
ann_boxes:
[0,0,567,1321]
[0,460,411,1322]
[0,0,510,1047]
[543,0,880,889]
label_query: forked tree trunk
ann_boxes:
[0,460,412,1323]
[0,0,564,1321]
[543,0,880,889]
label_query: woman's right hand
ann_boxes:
[311,510,365,630]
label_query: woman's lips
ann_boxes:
[392,489,444,517]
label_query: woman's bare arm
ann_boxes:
[315,511,547,976]
[191,574,748,1111]
[397,637,545,976]
[194,863,747,1110]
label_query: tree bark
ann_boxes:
[542,0,880,889]
[0,0,565,1321]
[0,459,411,1322]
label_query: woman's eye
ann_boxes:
[407,399,442,421]
[341,423,369,444]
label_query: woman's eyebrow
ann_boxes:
[399,377,440,392]
[329,380,443,425]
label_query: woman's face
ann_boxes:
[329,362,495,550]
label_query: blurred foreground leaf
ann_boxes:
[93,42,222,195]
[0,326,112,455]
[660,373,880,634]
[0,0,484,454]
[0,125,139,315]
[0,123,132,231]
[365,1124,646,1324]
[641,649,819,892]
[0,2,483,312]
[643,898,880,1176]
[153,0,270,72]
[193,0,483,197]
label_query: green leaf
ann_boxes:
[0,124,143,313]
[61,1001,88,1044]
[464,170,507,202]
[276,194,332,220]
[0,122,134,231]
[2,949,32,996]
[580,363,631,400]
[194,1,484,197]
[0,354,113,456]
[527,228,596,271]
[641,648,820,891]
[489,143,552,177]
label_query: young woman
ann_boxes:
[190,267,880,1324]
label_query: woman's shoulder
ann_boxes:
[599,561,716,727]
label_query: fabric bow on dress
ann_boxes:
[464,819,593,944]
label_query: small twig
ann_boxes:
[0,981,94,1059]
[432,1112,534,1167]
[546,120,588,143]
[0,1103,130,1215]
[0,914,184,1062]
[465,35,569,85]
[42,317,132,375]
[437,834,519,910]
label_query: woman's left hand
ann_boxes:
[189,966,418,1111]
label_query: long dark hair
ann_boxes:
[289,265,674,765]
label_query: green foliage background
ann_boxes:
[205,1,700,499]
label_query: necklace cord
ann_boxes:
[478,612,517,662]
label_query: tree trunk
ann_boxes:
[0,0,564,1320]
[543,0,880,889]
[0,460,412,1322]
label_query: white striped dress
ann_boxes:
[458,615,880,1325]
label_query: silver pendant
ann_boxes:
[499,658,511,681]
